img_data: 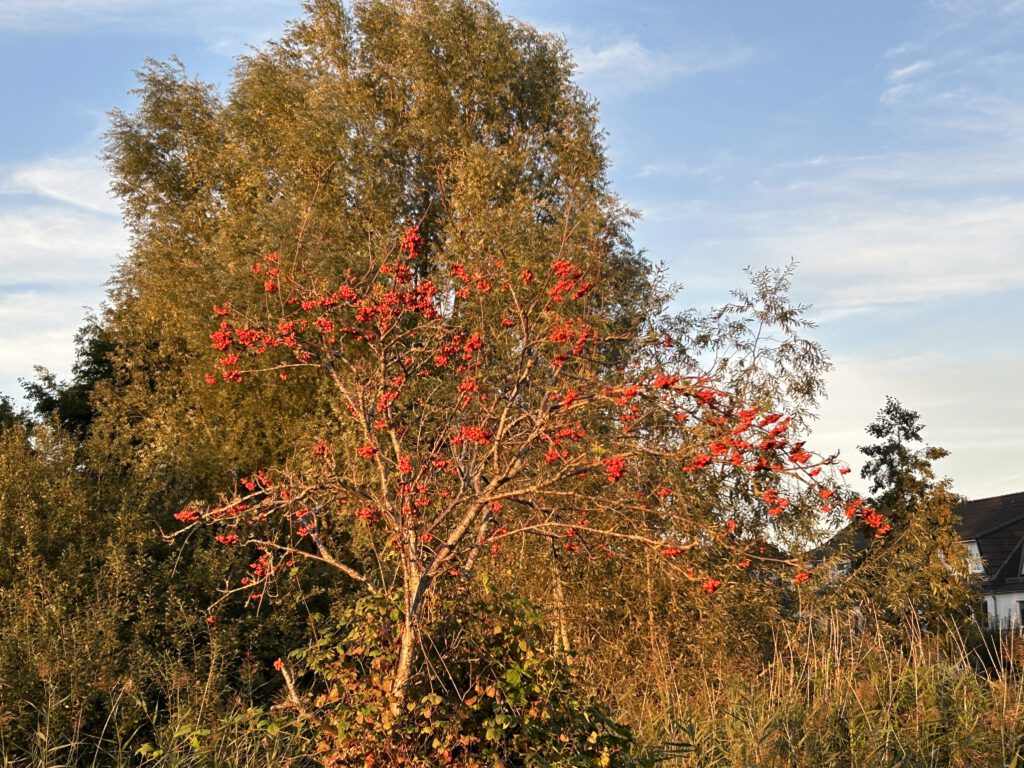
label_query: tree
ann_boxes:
[21,315,115,434]
[860,396,949,528]
[0,394,24,430]
[846,397,972,630]
[175,221,861,709]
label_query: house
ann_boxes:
[956,491,1024,627]
[814,490,1024,628]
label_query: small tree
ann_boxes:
[21,315,115,435]
[173,222,875,715]
[860,397,949,526]
[849,397,972,630]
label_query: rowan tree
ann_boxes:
[173,218,880,711]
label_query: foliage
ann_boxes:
[838,398,974,632]
[21,314,116,434]
[0,423,145,756]
[106,5,874,749]
[648,614,1024,768]
[286,589,651,766]
[0,394,25,430]
[860,396,951,523]
[173,216,866,711]
[667,260,831,430]
[0,417,314,764]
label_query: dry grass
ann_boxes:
[616,614,1024,767]
[6,615,1024,766]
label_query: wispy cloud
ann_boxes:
[884,40,926,59]
[0,155,126,395]
[0,204,124,286]
[0,0,296,53]
[880,83,916,104]
[635,198,710,223]
[1,0,292,27]
[889,59,934,80]
[930,0,1024,17]
[4,155,118,214]
[637,161,707,178]
[878,3,1024,130]
[1,0,144,28]
[765,196,1024,315]
[640,133,1024,320]
[0,205,121,395]
[573,38,754,96]
[0,291,101,395]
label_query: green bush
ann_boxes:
[288,588,651,767]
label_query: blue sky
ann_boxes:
[1,0,1022,498]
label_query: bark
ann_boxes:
[391,554,425,712]
[391,611,418,713]
[550,543,571,654]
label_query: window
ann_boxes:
[1018,601,1024,626]
[964,540,985,575]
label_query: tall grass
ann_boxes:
[629,614,1024,767]
[0,686,306,767]
[6,615,1024,766]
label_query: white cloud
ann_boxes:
[637,161,707,178]
[0,290,100,395]
[640,134,1024,322]
[889,59,934,80]
[931,0,1024,16]
[0,157,126,392]
[0,0,297,53]
[635,198,710,223]
[801,199,1024,311]
[0,0,143,27]
[884,41,926,59]
[877,8,1024,133]
[573,38,754,96]
[696,191,1024,317]
[0,206,119,396]
[880,83,915,104]
[6,155,118,214]
[0,205,123,281]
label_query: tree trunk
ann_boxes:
[391,556,426,714]
[391,611,417,714]
[550,543,571,654]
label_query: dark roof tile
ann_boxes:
[956,492,1024,578]
[955,491,1024,539]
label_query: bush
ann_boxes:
[287,588,651,767]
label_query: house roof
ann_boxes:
[809,522,868,563]
[984,536,1024,593]
[955,492,1024,580]
[955,491,1024,540]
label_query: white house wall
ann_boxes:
[987,592,1024,627]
